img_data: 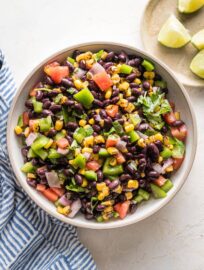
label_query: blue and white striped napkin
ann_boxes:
[0,51,96,270]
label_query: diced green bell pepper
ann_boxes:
[133,195,144,203]
[129,114,141,127]
[127,130,140,143]
[142,59,155,71]
[99,148,110,158]
[73,127,86,143]
[33,148,48,160]
[161,179,173,192]
[62,106,69,124]
[21,162,36,173]
[33,100,43,113]
[84,171,97,181]
[161,147,172,159]
[172,139,185,159]
[138,188,150,200]
[103,158,123,176]
[48,148,62,159]
[54,132,65,141]
[67,57,75,64]
[70,139,78,150]
[150,183,167,199]
[74,88,94,109]
[95,50,104,61]
[113,121,124,135]
[96,216,104,222]
[31,135,49,151]
[120,64,133,74]
[74,154,86,169]
[54,94,63,104]
[17,115,23,127]
[155,80,167,89]
[84,125,94,136]
[27,148,37,158]
[39,116,52,132]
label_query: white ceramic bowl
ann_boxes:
[7,42,197,229]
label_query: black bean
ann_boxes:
[93,124,101,133]
[111,96,120,104]
[36,91,44,101]
[147,170,159,180]
[74,103,83,112]
[99,109,107,118]
[171,120,184,127]
[112,89,120,98]
[155,140,163,152]
[75,174,83,185]
[126,73,137,82]
[79,60,87,70]
[103,100,111,107]
[117,118,124,125]
[25,100,33,109]
[88,80,98,91]
[161,126,168,133]
[27,179,37,188]
[125,153,134,160]
[47,90,60,97]
[132,88,142,97]
[44,75,54,86]
[72,50,81,59]
[138,123,149,132]
[146,143,159,162]
[103,62,113,70]
[119,174,131,181]
[130,203,137,214]
[104,117,112,130]
[127,96,136,102]
[125,163,136,174]
[64,100,75,106]
[96,205,105,211]
[31,158,39,166]
[129,146,137,153]
[93,145,100,154]
[66,122,78,131]
[36,167,47,176]
[93,99,103,107]
[43,100,51,109]
[139,179,146,188]
[105,52,115,62]
[61,78,74,88]
[105,179,111,186]
[130,83,140,88]
[109,179,120,189]
[42,110,53,117]
[21,147,28,157]
[118,51,127,62]
[66,135,73,145]
[143,81,150,90]
[121,135,129,142]
[47,128,57,137]
[97,171,103,182]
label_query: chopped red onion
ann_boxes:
[116,140,127,152]
[25,132,37,146]
[94,114,101,122]
[68,199,82,218]
[58,195,72,207]
[89,63,105,75]
[45,171,61,188]
[137,131,148,140]
[57,147,69,155]
[162,158,174,173]
[74,68,86,79]
[83,152,91,160]
[152,163,163,174]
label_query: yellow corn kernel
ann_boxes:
[74,79,84,90]
[166,165,173,173]
[95,109,100,114]
[104,206,113,213]
[88,118,95,125]
[119,82,129,91]
[125,103,135,113]
[27,173,36,179]
[164,136,170,146]
[158,156,163,163]
[105,88,112,99]
[73,62,79,68]
[60,96,68,104]
[111,74,120,84]
[44,139,54,149]
[107,147,119,155]
[79,119,87,127]
[82,147,93,154]
[127,180,139,189]
[109,157,117,166]
[96,182,106,192]
[53,88,61,93]
[125,192,133,200]
[62,206,71,216]
[101,51,108,60]
[81,178,88,187]
[51,141,57,149]
[154,133,163,142]
[102,187,110,197]
[119,93,123,100]
[61,129,67,135]
[91,153,100,161]
[55,120,63,131]
[98,193,105,201]
[118,98,128,108]
[14,126,23,135]
[175,112,180,120]
[86,59,94,69]
[76,51,92,62]
[83,136,94,147]
[113,185,122,194]
[94,135,105,144]
[57,206,64,215]
[134,78,141,84]
[124,123,134,133]
[87,72,93,80]
[168,144,174,150]
[102,200,114,206]
[99,119,104,127]
[32,121,39,133]
[141,172,145,178]
[74,148,81,157]
[143,71,155,79]
[24,127,30,137]
[148,79,154,86]
[79,168,86,175]
[138,138,146,148]
[125,88,132,97]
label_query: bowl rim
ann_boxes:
[7,41,197,229]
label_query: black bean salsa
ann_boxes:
[15,49,187,222]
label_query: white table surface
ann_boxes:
[1,0,204,269]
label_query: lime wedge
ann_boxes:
[158,15,191,48]
[178,0,204,13]
[190,50,204,78]
[191,29,204,50]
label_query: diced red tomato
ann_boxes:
[93,71,113,91]
[56,138,69,149]
[106,136,119,148]
[105,105,119,118]
[163,111,176,125]
[41,188,59,202]
[171,124,187,141]
[173,158,184,170]
[114,201,130,219]
[115,152,126,164]
[154,176,167,187]
[29,119,39,131]
[86,161,101,171]
[44,62,69,84]
[36,184,46,192]
[23,112,29,126]
[51,187,65,197]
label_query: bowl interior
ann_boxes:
[7,42,197,229]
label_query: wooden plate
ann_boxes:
[141,0,204,87]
